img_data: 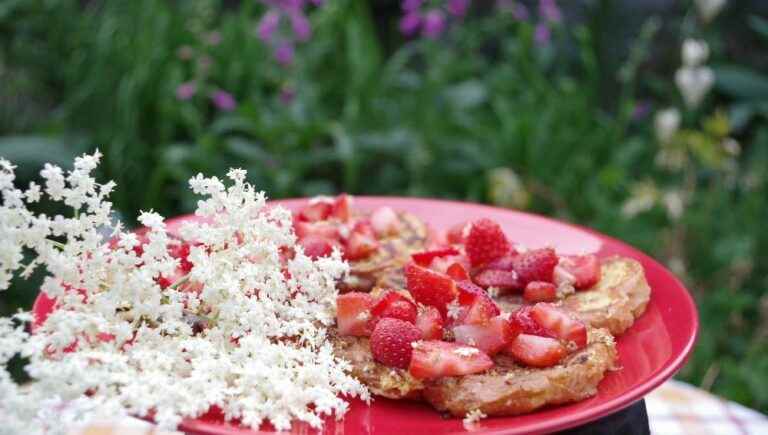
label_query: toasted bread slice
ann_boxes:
[493,257,650,336]
[331,328,616,416]
[422,329,616,417]
[343,212,430,292]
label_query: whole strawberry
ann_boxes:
[513,247,558,285]
[370,318,423,369]
[465,218,510,267]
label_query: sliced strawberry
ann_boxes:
[485,251,518,271]
[404,263,458,315]
[299,235,336,259]
[513,248,558,285]
[294,220,340,240]
[461,295,501,325]
[299,199,333,222]
[558,254,601,290]
[409,340,494,379]
[371,318,422,369]
[428,254,470,275]
[411,247,460,267]
[523,281,557,303]
[473,269,522,290]
[446,221,471,245]
[455,280,487,306]
[464,218,510,267]
[336,292,374,336]
[370,290,417,326]
[370,206,401,237]
[504,334,567,368]
[344,222,379,260]
[446,262,470,280]
[415,306,444,340]
[453,316,519,355]
[331,193,352,221]
[168,241,194,273]
[508,306,550,337]
[530,303,588,349]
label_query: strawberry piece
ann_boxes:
[370,318,423,369]
[404,263,458,315]
[415,306,444,340]
[411,247,460,267]
[299,235,336,259]
[446,262,470,280]
[505,334,567,368]
[370,291,417,326]
[168,242,194,273]
[558,254,601,290]
[344,221,379,260]
[331,194,352,221]
[465,218,510,267]
[523,281,557,303]
[473,269,522,290]
[294,220,340,240]
[530,303,588,349]
[485,251,518,271]
[453,316,519,355]
[337,292,374,336]
[299,200,333,222]
[370,206,401,237]
[508,306,550,337]
[446,221,471,245]
[513,248,558,285]
[461,295,501,325]
[409,340,494,379]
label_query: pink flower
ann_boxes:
[211,90,236,111]
[447,0,470,17]
[399,11,422,36]
[539,0,562,23]
[534,22,550,45]
[290,12,312,42]
[275,42,295,66]
[422,10,446,39]
[257,11,280,42]
[176,82,197,101]
[402,0,423,12]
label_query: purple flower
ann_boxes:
[534,22,550,45]
[257,10,280,42]
[632,101,652,121]
[402,0,423,12]
[205,31,222,46]
[280,85,296,104]
[447,0,470,18]
[422,10,446,39]
[290,12,312,42]
[539,0,562,23]
[309,0,323,5]
[175,82,197,101]
[399,11,422,36]
[513,3,530,21]
[211,90,236,111]
[275,42,295,66]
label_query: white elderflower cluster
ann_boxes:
[0,152,368,433]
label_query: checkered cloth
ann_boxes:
[67,380,768,434]
[647,380,768,435]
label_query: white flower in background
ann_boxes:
[621,180,659,218]
[682,39,709,67]
[654,108,681,144]
[722,137,741,156]
[695,0,727,23]
[676,65,715,109]
[0,153,368,433]
[662,190,685,220]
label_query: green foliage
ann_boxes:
[1,0,767,415]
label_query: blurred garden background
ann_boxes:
[1,0,767,415]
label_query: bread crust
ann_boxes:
[492,257,651,335]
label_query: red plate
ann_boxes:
[33,197,698,435]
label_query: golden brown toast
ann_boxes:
[331,328,616,416]
[493,256,651,335]
[343,212,430,292]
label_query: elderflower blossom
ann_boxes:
[0,152,368,433]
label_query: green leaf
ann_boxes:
[443,81,488,109]
[713,65,768,100]
[0,136,82,178]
